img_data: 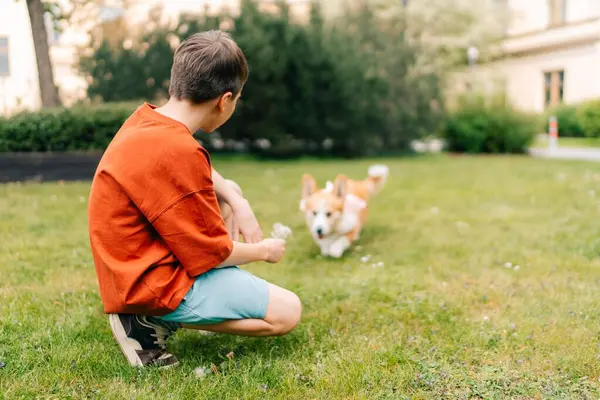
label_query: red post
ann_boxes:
[549,115,558,150]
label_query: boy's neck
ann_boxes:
[154,98,214,134]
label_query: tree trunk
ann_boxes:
[26,0,61,108]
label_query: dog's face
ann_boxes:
[300,174,347,240]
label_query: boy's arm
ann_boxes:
[212,167,263,243]
[216,241,266,268]
[216,239,285,268]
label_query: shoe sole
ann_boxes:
[108,314,180,369]
[109,314,144,367]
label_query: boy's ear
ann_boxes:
[217,92,233,112]
[302,174,317,199]
[333,174,348,199]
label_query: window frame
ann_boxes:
[544,69,565,108]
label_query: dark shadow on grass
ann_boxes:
[171,327,309,367]
[303,224,396,262]
[355,225,396,248]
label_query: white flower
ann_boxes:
[483,316,489,321]
[504,262,512,268]
[255,138,271,149]
[211,138,225,149]
[513,265,521,271]
[361,255,372,263]
[410,140,427,153]
[271,223,292,240]
[455,221,470,230]
[430,207,440,215]
[194,367,208,379]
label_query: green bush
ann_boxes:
[0,102,137,152]
[443,96,537,154]
[539,103,585,137]
[577,99,600,138]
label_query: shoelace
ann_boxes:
[138,316,178,350]
[150,325,170,349]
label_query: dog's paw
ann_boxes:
[319,245,330,257]
[328,249,345,258]
[329,237,350,258]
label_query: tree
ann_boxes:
[25,0,61,108]
[405,0,508,71]
[330,0,444,148]
[25,0,106,108]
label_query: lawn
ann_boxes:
[1,155,600,399]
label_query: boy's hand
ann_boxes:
[261,238,286,263]
[231,198,263,243]
[211,168,263,243]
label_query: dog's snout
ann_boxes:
[316,227,323,236]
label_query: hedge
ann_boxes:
[539,103,585,137]
[443,96,537,154]
[577,99,600,138]
[0,102,256,154]
[0,102,137,152]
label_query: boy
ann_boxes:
[88,30,301,368]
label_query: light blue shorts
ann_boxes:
[157,266,270,325]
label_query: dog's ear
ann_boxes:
[302,174,317,199]
[333,174,348,199]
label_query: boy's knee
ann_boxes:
[272,292,302,336]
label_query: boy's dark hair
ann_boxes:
[169,30,248,104]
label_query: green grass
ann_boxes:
[2,155,600,399]
[532,135,600,149]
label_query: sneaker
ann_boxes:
[108,314,181,368]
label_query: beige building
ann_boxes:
[0,0,311,116]
[481,0,600,112]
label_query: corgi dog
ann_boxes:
[300,165,389,258]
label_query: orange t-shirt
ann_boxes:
[88,103,233,315]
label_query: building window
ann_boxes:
[549,0,567,26]
[544,70,564,108]
[0,37,8,77]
